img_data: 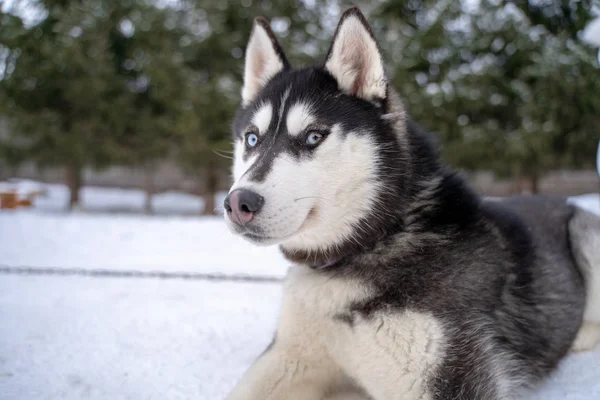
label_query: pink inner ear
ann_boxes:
[253,52,266,82]
[342,40,367,96]
[351,70,363,96]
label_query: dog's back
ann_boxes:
[489,194,600,354]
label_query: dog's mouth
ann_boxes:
[241,232,275,243]
[230,224,267,238]
[231,207,318,245]
[228,223,279,244]
[238,226,293,245]
[299,207,318,230]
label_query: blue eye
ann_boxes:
[306,131,324,146]
[246,133,258,147]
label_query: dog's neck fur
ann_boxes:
[280,89,482,269]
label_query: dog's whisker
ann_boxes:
[213,205,225,216]
[293,196,326,202]
[212,149,234,160]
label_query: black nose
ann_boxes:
[223,189,264,224]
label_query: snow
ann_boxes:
[0,275,280,400]
[0,181,599,399]
[582,17,600,47]
[0,212,287,277]
[69,186,221,216]
[0,179,46,199]
[0,181,287,277]
[569,193,600,215]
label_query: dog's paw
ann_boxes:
[571,322,600,352]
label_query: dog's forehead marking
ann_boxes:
[275,87,291,133]
[286,102,315,137]
[251,102,273,135]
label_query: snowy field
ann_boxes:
[1,180,600,399]
[0,180,287,277]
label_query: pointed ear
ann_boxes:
[241,17,290,106]
[325,7,387,101]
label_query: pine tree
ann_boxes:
[371,0,600,192]
[1,1,133,209]
[102,2,190,214]
[0,1,193,211]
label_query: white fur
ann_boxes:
[242,23,285,106]
[325,15,386,100]
[568,206,600,323]
[286,102,315,136]
[572,322,600,352]
[251,102,273,135]
[227,124,381,251]
[584,265,600,323]
[336,312,445,400]
[582,234,600,323]
[568,206,600,352]
[232,143,257,184]
[225,266,446,400]
[281,127,381,253]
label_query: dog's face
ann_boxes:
[224,8,404,257]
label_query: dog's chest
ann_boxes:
[278,266,446,400]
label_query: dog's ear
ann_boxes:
[325,7,387,101]
[241,17,290,106]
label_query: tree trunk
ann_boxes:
[143,163,155,215]
[65,163,82,211]
[512,171,523,194]
[203,164,218,216]
[529,172,540,194]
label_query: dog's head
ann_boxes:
[224,7,414,263]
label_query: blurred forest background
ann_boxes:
[1,0,599,214]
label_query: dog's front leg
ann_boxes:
[225,337,342,400]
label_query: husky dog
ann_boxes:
[222,7,600,400]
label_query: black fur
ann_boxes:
[330,191,585,398]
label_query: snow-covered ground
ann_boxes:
[0,212,286,277]
[1,181,600,399]
[1,180,286,277]
[1,275,598,400]
[0,275,280,400]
